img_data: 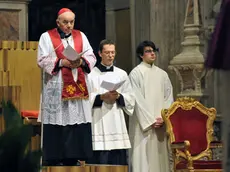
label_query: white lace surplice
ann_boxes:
[37,31,96,126]
[88,67,135,150]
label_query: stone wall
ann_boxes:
[0,0,29,41]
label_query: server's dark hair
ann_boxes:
[136,40,158,61]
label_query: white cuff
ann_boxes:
[59,59,63,67]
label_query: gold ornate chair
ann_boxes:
[162,97,222,172]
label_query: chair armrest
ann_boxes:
[210,141,223,148]
[171,140,194,169]
[24,117,41,126]
[171,140,191,150]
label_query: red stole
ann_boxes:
[48,28,89,100]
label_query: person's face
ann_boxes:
[141,46,157,65]
[56,12,75,34]
[99,44,116,66]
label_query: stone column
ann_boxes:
[106,0,132,73]
[105,9,116,41]
[168,0,209,102]
[130,0,187,70]
[0,0,30,41]
[130,0,151,67]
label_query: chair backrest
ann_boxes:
[162,97,216,159]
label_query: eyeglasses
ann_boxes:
[144,49,158,54]
[103,51,116,55]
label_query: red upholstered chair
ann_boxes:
[21,110,40,126]
[161,97,222,172]
[21,110,39,119]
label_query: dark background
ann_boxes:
[28,0,105,62]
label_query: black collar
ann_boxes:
[97,63,114,72]
[57,27,71,39]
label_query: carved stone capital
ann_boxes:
[169,63,210,99]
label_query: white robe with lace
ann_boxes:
[88,66,135,150]
[129,62,173,172]
[37,31,96,126]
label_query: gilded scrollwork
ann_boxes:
[162,97,218,170]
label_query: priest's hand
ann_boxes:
[109,90,120,103]
[100,91,119,104]
[70,58,82,68]
[61,59,72,68]
[152,117,164,128]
